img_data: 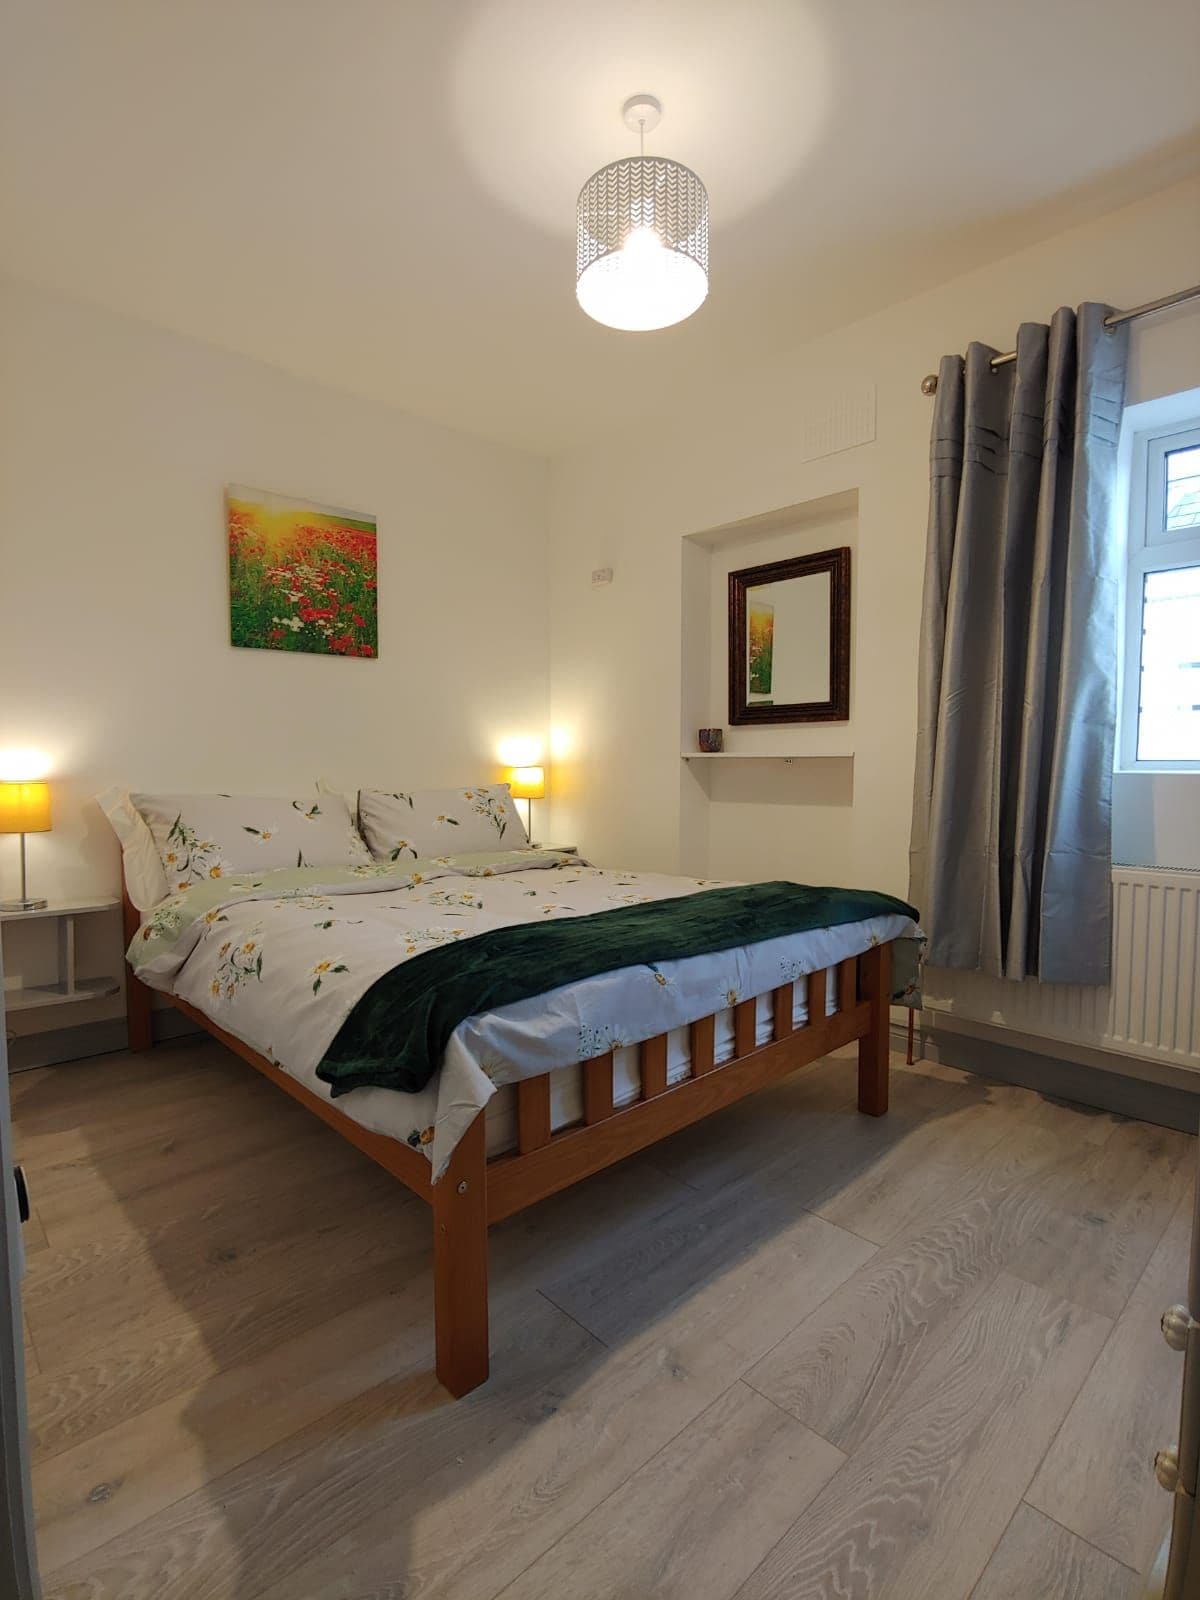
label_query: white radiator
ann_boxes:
[923,866,1200,1071]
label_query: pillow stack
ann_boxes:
[100,780,530,913]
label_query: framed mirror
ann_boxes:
[728,546,850,724]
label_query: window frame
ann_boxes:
[1119,418,1200,772]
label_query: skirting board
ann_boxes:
[899,1015,1200,1135]
[6,1007,201,1072]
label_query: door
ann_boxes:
[0,973,41,1599]
[1146,1137,1200,1599]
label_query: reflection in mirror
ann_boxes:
[745,571,832,706]
[729,547,850,724]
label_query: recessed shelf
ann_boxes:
[681,750,854,762]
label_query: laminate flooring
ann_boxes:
[12,1034,1193,1599]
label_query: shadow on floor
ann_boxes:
[15,1033,1080,1600]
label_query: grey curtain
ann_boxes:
[909,304,1129,985]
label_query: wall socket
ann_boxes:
[591,567,613,587]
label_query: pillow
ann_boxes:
[130,791,370,888]
[357,784,528,861]
[95,788,170,913]
[315,775,359,817]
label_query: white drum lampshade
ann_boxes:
[576,97,709,333]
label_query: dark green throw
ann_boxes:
[316,881,918,1098]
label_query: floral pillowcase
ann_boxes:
[131,791,371,890]
[356,784,528,862]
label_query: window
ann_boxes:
[1121,420,1200,769]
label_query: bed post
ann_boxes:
[857,941,891,1116]
[432,1111,489,1397]
[121,889,154,1053]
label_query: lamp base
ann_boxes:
[0,897,48,912]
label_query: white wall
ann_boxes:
[547,176,1200,894]
[0,275,548,1028]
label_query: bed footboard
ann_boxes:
[484,940,893,1225]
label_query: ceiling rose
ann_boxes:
[575,95,709,333]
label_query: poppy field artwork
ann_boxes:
[747,594,774,700]
[227,485,378,658]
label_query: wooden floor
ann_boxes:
[12,1035,1194,1600]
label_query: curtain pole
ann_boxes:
[920,282,1200,395]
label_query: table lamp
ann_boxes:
[506,765,545,842]
[0,781,52,911]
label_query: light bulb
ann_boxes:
[623,226,662,264]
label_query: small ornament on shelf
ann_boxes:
[697,728,724,753]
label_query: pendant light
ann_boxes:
[575,95,709,332]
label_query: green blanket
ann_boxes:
[316,880,918,1098]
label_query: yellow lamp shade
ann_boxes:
[0,780,51,834]
[507,766,545,800]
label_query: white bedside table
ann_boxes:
[0,898,122,1012]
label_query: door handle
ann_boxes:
[1163,1304,1199,1351]
[12,1164,30,1224]
[1157,1447,1182,1494]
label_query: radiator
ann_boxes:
[923,866,1200,1071]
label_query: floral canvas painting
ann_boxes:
[227,485,378,658]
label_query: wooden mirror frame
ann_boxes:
[728,546,851,724]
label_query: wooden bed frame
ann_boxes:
[122,888,893,1398]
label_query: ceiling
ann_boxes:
[3,0,1198,456]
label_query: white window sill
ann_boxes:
[1114,766,1200,776]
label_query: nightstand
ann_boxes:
[0,899,122,1012]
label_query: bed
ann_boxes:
[117,816,918,1398]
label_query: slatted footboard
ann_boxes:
[434,941,893,1394]
[487,945,889,1222]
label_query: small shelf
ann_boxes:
[681,750,854,762]
[1,899,123,1016]
[0,898,119,924]
[4,976,121,1012]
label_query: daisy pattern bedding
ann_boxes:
[129,849,921,1180]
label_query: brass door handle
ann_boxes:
[1156,1447,1181,1493]
[1163,1304,1198,1352]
